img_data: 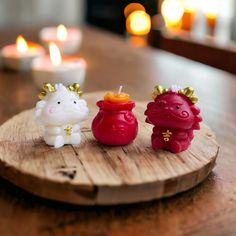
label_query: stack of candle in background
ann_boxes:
[123,0,226,48]
[160,0,220,36]
[0,25,86,88]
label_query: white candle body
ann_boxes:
[35,83,89,148]
[0,44,45,71]
[32,56,86,88]
[39,27,82,55]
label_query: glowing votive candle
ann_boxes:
[32,42,86,88]
[203,0,218,35]
[161,0,184,29]
[0,35,45,71]
[39,24,82,55]
[181,0,197,31]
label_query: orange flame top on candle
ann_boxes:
[104,86,130,103]
[57,24,68,41]
[16,35,28,53]
[49,42,62,66]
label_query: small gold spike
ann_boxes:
[152,85,169,100]
[191,95,198,104]
[155,85,164,95]
[180,87,194,97]
[68,83,83,96]
[178,87,198,104]
[43,83,56,93]
[38,83,56,100]
[38,91,47,100]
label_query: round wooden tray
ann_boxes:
[0,92,219,205]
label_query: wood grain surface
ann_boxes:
[0,92,219,205]
[0,26,235,236]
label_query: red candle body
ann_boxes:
[92,100,138,145]
[145,91,202,153]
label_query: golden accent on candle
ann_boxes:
[152,85,169,100]
[178,87,198,104]
[152,85,198,104]
[162,130,172,142]
[68,83,83,96]
[64,125,73,136]
[38,83,56,99]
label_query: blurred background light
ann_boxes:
[126,10,151,36]
[124,3,146,18]
[161,0,184,28]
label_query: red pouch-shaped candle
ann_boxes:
[92,98,138,146]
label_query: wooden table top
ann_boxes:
[0,26,235,236]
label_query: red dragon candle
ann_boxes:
[145,85,202,153]
[92,86,138,145]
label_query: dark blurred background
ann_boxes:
[1,0,236,74]
[86,0,158,35]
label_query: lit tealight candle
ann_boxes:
[39,24,82,54]
[203,0,219,35]
[0,35,45,71]
[181,0,197,31]
[161,0,184,29]
[104,86,130,103]
[32,42,86,88]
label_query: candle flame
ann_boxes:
[181,0,196,13]
[126,10,151,36]
[57,24,68,41]
[203,0,218,19]
[49,42,62,66]
[161,0,184,27]
[16,35,28,53]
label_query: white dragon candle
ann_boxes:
[35,83,89,148]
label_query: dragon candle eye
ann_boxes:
[176,105,180,109]
[74,101,77,104]
[57,101,61,104]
